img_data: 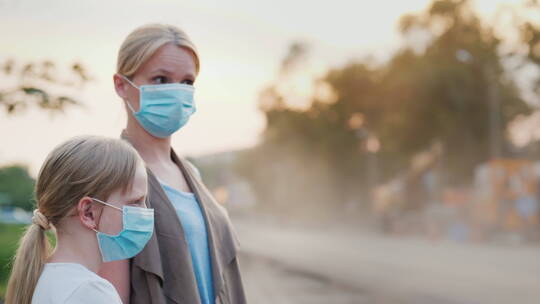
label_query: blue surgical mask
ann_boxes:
[122,75,196,138]
[91,197,154,262]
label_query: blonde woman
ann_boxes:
[5,136,154,304]
[102,24,246,304]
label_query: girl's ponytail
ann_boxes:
[5,212,52,304]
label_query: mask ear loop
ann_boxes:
[120,74,139,89]
[91,197,123,211]
[119,74,140,114]
[90,197,123,233]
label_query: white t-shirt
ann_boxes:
[32,263,122,304]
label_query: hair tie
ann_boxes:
[32,209,51,230]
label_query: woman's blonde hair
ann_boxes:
[5,136,142,304]
[117,23,200,77]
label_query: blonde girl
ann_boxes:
[5,136,153,304]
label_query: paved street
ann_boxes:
[235,217,540,304]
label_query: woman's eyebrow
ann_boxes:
[149,68,195,80]
[149,68,173,75]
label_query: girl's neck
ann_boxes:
[124,118,173,164]
[48,232,102,273]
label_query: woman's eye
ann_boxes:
[152,76,168,84]
[152,76,194,86]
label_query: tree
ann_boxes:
[390,0,530,184]
[0,59,90,114]
[0,165,35,211]
[236,0,538,214]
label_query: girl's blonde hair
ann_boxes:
[5,136,141,304]
[117,23,200,77]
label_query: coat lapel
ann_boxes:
[146,167,201,304]
[172,151,240,299]
[123,132,200,304]
[131,169,165,283]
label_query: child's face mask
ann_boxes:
[91,197,154,262]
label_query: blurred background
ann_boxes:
[1,0,540,303]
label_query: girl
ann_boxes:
[5,136,154,304]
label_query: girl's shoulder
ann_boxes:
[33,263,122,304]
[65,276,122,304]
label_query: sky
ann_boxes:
[0,0,527,175]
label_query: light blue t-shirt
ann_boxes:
[160,182,215,304]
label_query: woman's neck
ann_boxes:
[124,118,172,164]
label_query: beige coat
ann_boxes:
[127,143,246,304]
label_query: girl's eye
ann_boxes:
[128,200,144,207]
[181,79,194,86]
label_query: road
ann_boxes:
[234,217,540,304]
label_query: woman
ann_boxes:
[102,24,246,304]
[5,136,153,304]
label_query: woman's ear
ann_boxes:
[78,197,100,230]
[113,74,128,100]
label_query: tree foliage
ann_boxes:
[236,0,538,213]
[0,59,90,114]
[0,165,35,211]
